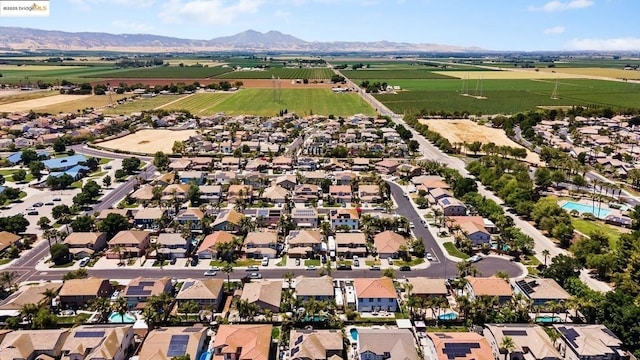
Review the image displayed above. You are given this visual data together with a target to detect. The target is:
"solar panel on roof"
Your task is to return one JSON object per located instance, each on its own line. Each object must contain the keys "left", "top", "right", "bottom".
{"left": 291, "top": 347, "right": 299, "bottom": 356}
{"left": 182, "top": 281, "right": 195, "bottom": 291}
{"left": 503, "top": 330, "right": 528, "bottom": 337}
{"left": 183, "top": 327, "right": 201, "bottom": 333}
{"left": 557, "top": 327, "right": 580, "bottom": 348}
{"left": 74, "top": 331, "right": 106, "bottom": 338}
{"left": 139, "top": 281, "right": 155, "bottom": 286}
{"left": 442, "top": 198, "right": 450, "bottom": 205}
{"left": 166, "top": 335, "right": 189, "bottom": 357}
{"left": 601, "top": 327, "right": 618, "bottom": 339}
{"left": 442, "top": 342, "right": 481, "bottom": 359}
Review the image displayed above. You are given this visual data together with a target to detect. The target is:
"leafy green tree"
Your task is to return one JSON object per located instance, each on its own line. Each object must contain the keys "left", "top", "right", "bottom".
{"left": 534, "top": 168, "right": 552, "bottom": 188}
{"left": 52, "top": 204, "right": 71, "bottom": 220}
{"left": 63, "top": 268, "right": 88, "bottom": 280}
{"left": 50, "top": 243, "right": 70, "bottom": 265}
{"left": 543, "top": 254, "right": 581, "bottom": 287}
{"left": 71, "top": 215, "right": 94, "bottom": 232}
{"left": 122, "top": 157, "right": 141, "bottom": 174}
{"left": 0, "top": 214, "right": 30, "bottom": 233}
{"left": 29, "top": 161, "right": 45, "bottom": 181}
{"left": 37, "top": 216, "right": 51, "bottom": 229}
{"left": 0, "top": 174, "right": 4, "bottom": 185}
{"left": 153, "top": 151, "right": 170, "bottom": 171}
{"left": 53, "top": 138, "right": 66, "bottom": 153}
{"left": 467, "top": 141, "right": 482, "bottom": 156}
{"left": 187, "top": 183, "right": 201, "bottom": 205}
{"left": 21, "top": 149, "right": 38, "bottom": 165}
{"left": 103, "top": 175, "right": 111, "bottom": 188}
{"left": 98, "top": 213, "right": 129, "bottom": 239}
{"left": 12, "top": 169, "right": 27, "bottom": 182}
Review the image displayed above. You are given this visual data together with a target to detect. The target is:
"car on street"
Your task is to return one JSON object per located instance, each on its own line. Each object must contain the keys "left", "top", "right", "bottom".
{"left": 370, "top": 265, "right": 381, "bottom": 270}
{"left": 44, "top": 202, "right": 54, "bottom": 206}
{"left": 248, "top": 272, "right": 262, "bottom": 279}
{"left": 246, "top": 265, "right": 259, "bottom": 271}
{"left": 27, "top": 210, "right": 39, "bottom": 216}
{"left": 306, "top": 265, "right": 317, "bottom": 271}
{"left": 469, "top": 254, "right": 483, "bottom": 263}
{"left": 32, "top": 202, "right": 44, "bottom": 207}
{"left": 426, "top": 252, "right": 434, "bottom": 261}
{"left": 399, "top": 265, "right": 411, "bottom": 271}
{"left": 204, "top": 269, "right": 217, "bottom": 276}
{"left": 53, "top": 197, "right": 62, "bottom": 201}
{"left": 209, "top": 266, "right": 220, "bottom": 271}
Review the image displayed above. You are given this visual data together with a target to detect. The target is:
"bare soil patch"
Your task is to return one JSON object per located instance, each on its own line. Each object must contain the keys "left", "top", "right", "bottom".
{"left": 97, "top": 129, "right": 198, "bottom": 154}
{"left": 0, "top": 94, "right": 89, "bottom": 113}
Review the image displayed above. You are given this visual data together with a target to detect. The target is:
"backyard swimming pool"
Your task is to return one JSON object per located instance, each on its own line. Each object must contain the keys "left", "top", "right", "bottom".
{"left": 439, "top": 312, "right": 458, "bottom": 321}
{"left": 561, "top": 201, "right": 611, "bottom": 219}
{"left": 108, "top": 312, "right": 136, "bottom": 323}
{"left": 350, "top": 328, "right": 358, "bottom": 341}
{"left": 535, "top": 316, "right": 561, "bottom": 323}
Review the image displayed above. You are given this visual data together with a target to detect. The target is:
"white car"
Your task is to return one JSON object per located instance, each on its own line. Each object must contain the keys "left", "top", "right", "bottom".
{"left": 469, "top": 254, "right": 483, "bottom": 263}
{"left": 426, "top": 252, "right": 434, "bottom": 261}
{"left": 306, "top": 265, "right": 317, "bottom": 271}
{"left": 204, "top": 269, "right": 217, "bottom": 276}
{"left": 79, "top": 257, "right": 90, "bottom": 267}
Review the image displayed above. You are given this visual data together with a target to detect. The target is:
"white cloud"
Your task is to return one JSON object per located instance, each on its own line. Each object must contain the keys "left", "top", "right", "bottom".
{"left": 274, "top": 9, "right": 291, "bottom": 20}
{"left": 544, "top": 26, "right": 565, "bottom": 34}
{"left": 528, "top": 0, "right": 594, "bottom": 12}
{"left": 159, "top": 0, "right": 264, "bottom": 24}
{"left": 567, "top": 37, "right": 640, "bottom": 51}
{"left": 69, "top": 0, "right": 154, "bottom": 9}
{"left": 111, "top": 20, "right": 154, "bottom": 33}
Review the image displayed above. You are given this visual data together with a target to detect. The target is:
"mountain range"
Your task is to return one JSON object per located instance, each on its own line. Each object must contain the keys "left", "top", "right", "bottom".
{"left": 0, "top": 27, "right": 484, "bottom": 53}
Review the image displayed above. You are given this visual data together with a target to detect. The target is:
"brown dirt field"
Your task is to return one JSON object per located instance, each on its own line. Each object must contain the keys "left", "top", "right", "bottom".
{"left": 419, "top": 119, "right": 541, "bottom": 164}
{"left": 0, "top": 94, "right": 90, "bottom": 113}
{"left": 90, "top": 78, "right": 336, "bottom": 89}
{"left": 97, "top": 129, "right": 198, "bottom": 154}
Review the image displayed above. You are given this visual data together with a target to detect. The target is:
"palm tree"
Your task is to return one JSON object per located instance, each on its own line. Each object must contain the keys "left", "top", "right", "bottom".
{"left": 222, "top": 262, "right": 234, "bottom": 292}
{"left": 148, "top": 242, "right": 163, "bottom": 269}
{"left": 542, "top": 249, "right": 550, "bottom": 267}
{"left": 41, "top": 288, "right": 59, "bottom": 308}
{"left": 0, "top": 271, "right": 18, "bottom": 289}
{"left": 20, "top": 303, "right": 41, "bottom": 328}
{"left": 90, "top": 297, "right": 112, "bottom": 323}
{"left": 112, "top": 296, "right": 128, "bottom": 323}
{"left": 111, "top": 245, "right": 124, "bottom": 266}
{"left": 143, "top": 304, "right": 161, "bottom": 330}
{"left": 500, "top": 336, "right": 516, "bottom": 360}
{"left": 284, "top": 272, "right": 294, "bottom": 289}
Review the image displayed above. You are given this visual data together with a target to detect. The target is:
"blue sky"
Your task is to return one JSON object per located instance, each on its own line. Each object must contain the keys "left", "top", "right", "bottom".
{"left": 4, "top": 0, "right": 640, "bottom": 51}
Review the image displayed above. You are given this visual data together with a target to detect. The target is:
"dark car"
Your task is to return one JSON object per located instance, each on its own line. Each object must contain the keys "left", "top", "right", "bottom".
{"left": 33, "top": 202, "right": 44, "bottom": 207}
{"left": 399, "top": 265, "right": 411, "bottom": 271}
{"left": 337, "top": 264, "right": 352, "bottom": 270}
{"left": 27, "top": 210, "right": 39, "bottom": 216}
{"left": 190, "top": 257, "right": 199, "bottom": 266}
{"left": 170, "top": 258, "right": 177, "bottom": 265}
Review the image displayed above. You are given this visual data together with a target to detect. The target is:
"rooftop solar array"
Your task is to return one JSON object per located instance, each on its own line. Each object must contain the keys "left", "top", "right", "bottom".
{"left": 126, "top": 285, "right": 152, "bottom": 296}
{"left": 557, "top": 327, "right": 579, "bottom": 348}
{"left": 516, "top": 280, "right": 536, "bottom": 294}
{"left": 75, "top": 331, "right": 106, "bottom": 338}
{"left": 139, "top": 281, "right": 155, "bottom": 286}
{"left": 182, "top": 281, "right": 195, "bottom": 291}
{"left": 441, "top": 198, "right": 451, "bottom": 205}
{"left": 442, "top": 342, "right": 481, "bottom": 359}
{"left": 502, "top": 330, "right": 528, "bottom": 337}
{"left": 183, "top": 327, "right": 201, "bottom": 333}
{"left": 166, "top": 335, "right": 189, "bottom": 357}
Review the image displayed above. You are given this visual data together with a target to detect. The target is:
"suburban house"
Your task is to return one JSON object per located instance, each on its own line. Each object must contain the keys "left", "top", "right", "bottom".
{"left": 553, "top": 324, "right": 629, "bottom": 360}
{"left": 0, "top": 329, "right": 69, "bottom": 360}
{"left": 197, "top": 231, "right": 237, "bottom": 259}
{"left": 330, "top": 209, "right": 359, "bottom": 230}
{"left": 107, "top": 230, "right": 151, "bottom": 259}
{"left": 293, "top": 184, "right": 319, "bottom": 203}
{"left": 220, "top": 157, "right": 241, "bottom": 171}
{"left": 212, "top": 325, "right": 272, "bottom": 360}
{"left": 459, "top": 222, "right": 491, "bottom": 246}
{"left": 212, "top": 209, "right": 244, "bottom": 232}
{"left": 329, "top": 185, "right": 352, "bottom": 204}
{"left": 122, "top": 277, "right": 172, "bottom": 309}
{"left": 162, "top": 184, "right": 190, "bottom": 201}
{"left": 0, "top": 231, "right": 21, "bottom": 255}
{"left": 133, "top": 208, "right": 165, "bottom": 229}
{"left": 425, "top": 332, "right": 493, "bottom": 360}
{"left": 179, "top": 170, "right": 205, "bottom": 185}
{"left": 0, "top": 283, "right": 62, "bottom": 317}
{"left": 176, "top": 279, "right": 225, "bottom": 312}
{"left": 261, "top": 186, "right": 290, "bottom": 205}
{"left": 513, "top": 278, "right": 572, "bottom": 306}
{"left": 138, "top": 326, "right": 207, "bottom": 360}
{"left": 227, "top": 184, "right": 253, "bottom": 203}
{"left": 447, "top": 216, "right": 498, "bottom": 234}
{"left": 240, "top": 280, "right": 282, "bottom": 313}
{"left": 289, "top": 329, "right": 343, "bottom": 360}
{"left": 335, "top": 232, "right": 367, "bottom": 258}
{"left": 373, "top": 231, "right": 407, "bottom": 259}
{"left": 374, "top": 159, "right": 399, "bottom": 175}
{"left": 294, "top": 276, "right": 334, "bottom": 302}
{"left": 58, "top": 277, "right": 113, "bottom": 309}
{"left": 406, "top": 278, "right": 448, "bottom": 300}
{"left": 429, "top": 187, "right": 452, "bottom": 203}
{"left": 200, "top": 185, "right": 223, "bottom": 203}
{"left": 354, "top": 277, "right": 398, "bottom": 312}
{"left": 484, "top": 324, "right": 562, "bottom": 360}
{"left": 63, "top": 232, "right": 107, "bottom": 259}
{"left": 244, "top": 230, "right": 278, "bottom": 259}
{"left": 62, "top": 325, "right": 135, "bottom": 360}
{"left": 358, "top": 328, "right": 419, "bottom": 360}
{"left": 438, "top": 197, "right": 467, "bottom": 216}
{"left": 352, "top": 158, "right": 370, "bottom": 172}
{"left": 287, "top": 230, "right": 323, "bottom": 258}
{"left": 291, "top": 208, "right": 319, "bottom": 228}
{"left": 130, "top": 186, "right": 154, "bottom": 204}
{"left": 176, "top": 208, "right": 205, "bottom": 230}
{"left": 465, "top": 276, "right": 513, "bottom": 303}
{"left": 275, "top": 174, "right": 297, "bottom": 190}
{"left": 154, "top": 233, "right": 189, "bottom": 259}
{"left": 358, "top": 184, "right": 381, "bottom": 204}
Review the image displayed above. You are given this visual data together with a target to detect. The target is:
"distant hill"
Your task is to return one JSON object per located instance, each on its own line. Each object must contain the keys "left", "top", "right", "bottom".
{"left": 0, "top": 26, "right": 484, "bottom": 53}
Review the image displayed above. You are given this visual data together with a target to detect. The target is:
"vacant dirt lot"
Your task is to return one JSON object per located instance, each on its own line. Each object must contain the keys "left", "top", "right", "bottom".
{"left": 97, "top": 129, "right": 198, "bottom": 154}
{"left": 420, "top": 119, "right": 541, "bottom": 164}
{"left": 0, "top": 94, "right": 89, "bottom": 113}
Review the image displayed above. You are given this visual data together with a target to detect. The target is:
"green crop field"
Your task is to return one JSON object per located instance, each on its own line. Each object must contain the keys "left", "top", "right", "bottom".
{"left": 95, "top": 66, "right": 233, "bottom": 79}
{"left": 216, "top": 68, "right": 334, "bottom": 80}
{"left": 163, "top": 89, "right": 374, "bottom": 117}
{"left": 372, "top": 78, "right": 640, "bottom": 115}
{"left": 0, "top": 65, "right": 122, "bottom": 84}
{"left": 102, "top": 94, "right": 187, "bottom": 115}
{"left": 341, "top": 69, "right": 457, "bottom": 80}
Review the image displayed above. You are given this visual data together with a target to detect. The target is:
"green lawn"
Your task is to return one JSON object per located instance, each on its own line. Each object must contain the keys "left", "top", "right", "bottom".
{"left": 276, "top": 255, "right": 287, "bottom": 267}
{"left": 397, "top": 258, "right": 425, "bottom": 266}
{"left": 365, "top": 259, "right": 381, "bottom": 266}
{"left": 304, "top": 259, "right": 320, "bottom": 266}
{"left": 443, "top": 242, "right": 470, "bottom": 259}
{"left": 165, "top": 89, "right": 375, "bottom": 117}
{"left": 209, "top": 259, "right": 261, "bottom": 267}
{"left": 571, "top": 218, "right": 623, "bottom": 249}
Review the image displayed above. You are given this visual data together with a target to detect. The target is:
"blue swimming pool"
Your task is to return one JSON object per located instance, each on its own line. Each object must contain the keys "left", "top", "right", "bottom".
{"left": 350, "top": 328, "right": 358, "bottom": 341}
{"left": 561, "top": 201, "right": 611, "bottom": 219}
{"left": 108, "top": 312, "right": 136, "bottom": 323}
{"left": 439, "top": 312, "right": 458, "bottom": 320}
{"left": 535, "top": 316, "right": 561, "bottom": 323}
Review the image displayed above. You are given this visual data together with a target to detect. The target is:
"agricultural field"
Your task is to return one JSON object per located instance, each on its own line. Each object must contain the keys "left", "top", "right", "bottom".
{"left": 373, "top": 78, "right": 640, "bottom": 115}
{"left": 0, "top": 94, "right": 89, "bottom": 113}
{"left": 0, "top": 90, "right": 58, "bottom": 106}
{"left": 536, "top": 67, "right": 640, "bottom": 80}
{"left": 162, "top": 93, "right": 232, "bottom": 115}
{"left": 27, "top": 94, "right": 129, "bottom": 114}
{"left": 102, "top": 94, "right": 187, "bottom": 115}
{"left": 341, "top": 69, "right": 457, "bottom": 80}
{"left": 0, "top": 64, "right": 123, "bottom": 84}
{"left": 97, "top": 129, "right": 198, "bottom": 154}
{"left": 95, "top": 66, "right": 232, "bottom": 79}
{"left": 418, "top": 119, "right": 540, "bottom": 164}
{"left": 164, "top": 89, "right": 375, "bottom": 117}
{"left": 431, "top": 70, "right": 582, "bottom": 80}
{"left": 216, "top": 68, "right": 334, "bottom": 80}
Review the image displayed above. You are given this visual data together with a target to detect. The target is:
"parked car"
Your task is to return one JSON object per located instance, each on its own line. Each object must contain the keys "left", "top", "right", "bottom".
{"left": 79, "top": 257, "right": 90, "bottom": 267}
{"left": 426, "top": 252, "right": 434, "bottom": 261}
{"left": 209, "top": 266, "right": 220, "bottom": 271}
{"left": 369, "top": 265, "right": 381, "bottom": 270}
{"left": 248, "top": 272, "right": 262, "bottom": 279}
{"left": 337, "top": 264, "right": 352, "bottom": 270}
{"left": 204, "top": 269, "right": 217, "bottom": 276}
{"left": 399, "top": 265, "right": 411, "bottom": 271}
{"left": 353, "top": 259, "right": 360, "bottom": 267}
{"left": 387, "top": 257, "right": 394, "bottom": 265}
{"left": 261, "top": 257, "right": 269, "bottom": 266}
{"left": 170, "top": 258, "right": 177, "bottom": 265}
{"left": 32, "top": 202, "right": 44, "bottom": 207}
{"left": 52, "top": 197, "right": 62, "bottom": 201}
{"left": 190, "top": 257, "right": 199, "bottom": 266}
{"left": 306, "top": 265, "right": 317, "bottom": 271}
{"left": 246, "top": 265, "right": 259, "bottom": 271}
{"left": 469, "top": 254, "right": 483, "bottom": 263}
{"left": 295, "top": 258, "right": 301, "bottom": 266}
{"left": 25, "top": 207, "right": 36, "bottom": 212}
{"left": 44, "top": 202, "right": 54, "bottom": 206}
{"left": 27, "top": 210, "right": 39, "bottom": 216}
